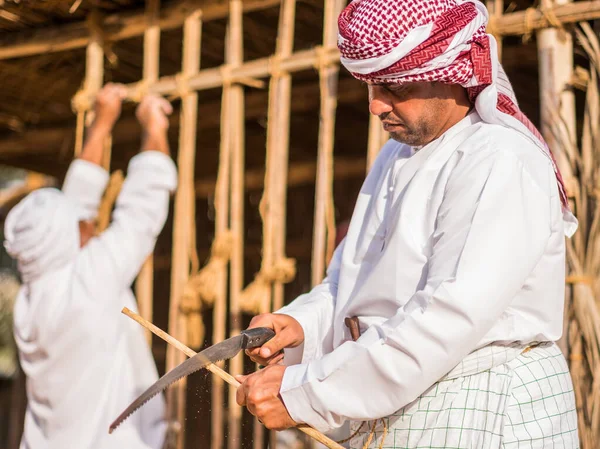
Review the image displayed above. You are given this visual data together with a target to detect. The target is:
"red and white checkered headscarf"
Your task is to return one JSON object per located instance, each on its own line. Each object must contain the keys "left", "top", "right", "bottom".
{"left": 338, "top": 0, "right": 576, "bottom": 229}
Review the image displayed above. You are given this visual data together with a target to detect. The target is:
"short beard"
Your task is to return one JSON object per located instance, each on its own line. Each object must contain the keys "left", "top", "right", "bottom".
{"left": 389, "top": 120, "right": 435, "bottom": 146}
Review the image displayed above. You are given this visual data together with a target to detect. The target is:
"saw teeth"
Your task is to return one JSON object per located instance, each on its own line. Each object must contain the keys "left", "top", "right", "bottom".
{"left": 108, "top": 356, "right": 226, "bottom": 434}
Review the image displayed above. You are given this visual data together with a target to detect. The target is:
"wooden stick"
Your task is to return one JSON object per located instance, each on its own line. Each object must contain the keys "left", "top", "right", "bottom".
{"left": 311, "top": 0, "right": 344, "bottom": 286}
{"left": 226, "top": 2, "right": 246, "bottom": 449}
{"left": 121, "top": 307, "right": 345, "bottom": 449}
{"left": 177, "top": 8, "right": 203, "bottom": 449}
{"left": 259, "top": 4, "right": 297, "bottom": 447}
{"left": 486, "top": 0, "right": 504, "bottom": 60}
{"left": 136, "top": 0, "right": 161, "bottom": 349}
{"left": 366, "top": 114, "right": 389, "bottom": 173}
{"left": 165, "top": 9, "right": 200, "bottom": 449}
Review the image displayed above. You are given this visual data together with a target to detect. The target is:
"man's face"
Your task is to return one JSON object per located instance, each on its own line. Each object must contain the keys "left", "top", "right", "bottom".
{"left": 79, "top": 220, "right": 96, "bottom": 248}
{"left": 368, "top": 82, "right": 460, "bottom": 147}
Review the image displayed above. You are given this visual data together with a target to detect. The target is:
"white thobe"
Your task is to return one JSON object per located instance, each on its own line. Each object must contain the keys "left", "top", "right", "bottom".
{"left": 278, "top": 112, "right": 576, "bottom": 433}
{"left": 13, "top": 152, "right": 177, "bottom": 449}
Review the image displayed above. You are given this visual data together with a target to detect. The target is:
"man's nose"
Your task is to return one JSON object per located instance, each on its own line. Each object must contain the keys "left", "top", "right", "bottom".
{"left": 368, "top": 87, "right": 393, "bottom": 116}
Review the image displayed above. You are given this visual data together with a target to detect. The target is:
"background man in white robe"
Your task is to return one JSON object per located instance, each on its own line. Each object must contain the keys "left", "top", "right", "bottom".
{"left": 236, "top": 1, "right": 580, "bottom": 447}
{"left": 4, "top": 84, "right": 177, "bottom": 449}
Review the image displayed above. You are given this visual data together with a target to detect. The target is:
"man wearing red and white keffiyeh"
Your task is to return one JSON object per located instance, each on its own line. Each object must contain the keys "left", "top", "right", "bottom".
{"left": 236, "top": 1, "right": 579, "bottom": 447}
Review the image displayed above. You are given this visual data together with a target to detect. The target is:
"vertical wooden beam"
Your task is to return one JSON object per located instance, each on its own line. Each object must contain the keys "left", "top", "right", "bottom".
{"left": 227, "top": 2, "right": 246, "bottom": 449}
{"left": 366, "top": 114, "right": 388, "bottom": 172}
{"left": 311, "top": 1, "right": 344, "bottom": 286}
{"left": 165, "top": 6, "right": 202, "bottom": 449}
{"left": 74, "top": 10, "right": 105, "bottom": 159}
{"left": 211, "top": 28, "right": 233, "bottom": 449}
{"left": 536, "top": 0, "right": 576, "bottom": 357}
{"left": 136, "top": 0, "right": 161, "bottom": 349}
{"left": 486, "top": 0, "right": 504, "bottom": 60}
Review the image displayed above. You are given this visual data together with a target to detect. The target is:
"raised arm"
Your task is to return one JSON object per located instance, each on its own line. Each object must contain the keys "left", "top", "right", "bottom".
{"left": 76, "top": 95, "right": 177, "bottom": 289}
{"left": 62, "top": 84, "right": 127, "bottom": 220}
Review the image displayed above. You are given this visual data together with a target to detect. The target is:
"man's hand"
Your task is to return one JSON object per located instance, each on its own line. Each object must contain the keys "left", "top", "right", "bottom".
{"left": 236, "top": 365, "right": 298, "bottom": 430}
{"left": 136, "top": 94, "right": 173, "bottom": 133}
{"left": 136, "top": 95, "right": 172, "bottom": 155}
{"left": 93, "top": 83, "right": 127, "bottom": 132}
{"left": 245, "top": 314, "right": 304, "bottom": 366}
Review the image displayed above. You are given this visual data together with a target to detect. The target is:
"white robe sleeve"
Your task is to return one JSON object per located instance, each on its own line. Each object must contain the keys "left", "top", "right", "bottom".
{"left": 61, "top": 159, "right": 110, "bottom": 221}
{"left": 76, "top": 151, "right": 178, "bottom": 290}
{"left": 279, "top": 149, "right": 554, "bottom": 433}
{"left": 276, "top": 240, "right": 345, "bottom": 366}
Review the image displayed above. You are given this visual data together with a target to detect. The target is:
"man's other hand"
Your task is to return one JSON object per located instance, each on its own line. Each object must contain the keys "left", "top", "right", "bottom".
{"left": 136, "top": 94, "right": 173, "bottom": 133}
{"left": 93, "top": 83, "right": 127, "bottom": 131}
{"left": 235, "top": 365, "right": 298, "bottom": 430}
{"left": 245, "top": 314, "right": 304, "bottom": 366}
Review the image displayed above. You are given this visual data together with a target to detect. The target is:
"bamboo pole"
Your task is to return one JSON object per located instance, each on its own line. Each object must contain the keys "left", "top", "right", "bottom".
{"left": 121, "top": 307, "right": 345, "bottom": 449}
{"left": 74, "top": 11, "right": 105, "bottom": 159}
{"left": 486, "top": 0, "right": 504, "bottom": 60}
{"left": 366, "top": 114, "right": 389, "bottom": 172}
{"left": 226, "top": 3, "right": 246, "bottom": 449}
{"left": 165, "top": 9, "right": 202, "bottom": 449}
{"left": 311, "top": 1, "right": 344, "bottom": 286}
{"left": 136, "top": 0, "right": 161, "bottom": 349}
{"left": 251, "top": 4, "right": 298, "bottom": 448}
{"left": 536, "top": 0, "right": 576, "bottom": 356}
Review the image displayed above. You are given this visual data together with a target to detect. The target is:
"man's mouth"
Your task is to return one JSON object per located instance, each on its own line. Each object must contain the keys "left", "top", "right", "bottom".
{"left": 382, "top": 121, "right": 404, "bottom": 131}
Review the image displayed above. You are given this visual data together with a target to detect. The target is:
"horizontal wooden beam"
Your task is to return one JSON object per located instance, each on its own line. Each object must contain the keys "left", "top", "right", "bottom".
{"left": 0, "top": 77, "right": 366, "bottom": 170}
{"left": 2, "top": 0, "right": 600, "bottom": 62}
{"left": 0, "top": 0, "right": 280, "bottom": 61}
{"left": 493, "top": 1, "right": 600, "bottom": 36}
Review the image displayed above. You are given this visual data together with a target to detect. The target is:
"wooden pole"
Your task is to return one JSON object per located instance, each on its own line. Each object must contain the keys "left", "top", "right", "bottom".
{"left": 122, "top": 307, "right": 345, "bottom": 449}
{"left": 165, "top": 8, "right": 202, "bottom": 449}
{"left": 136, "top": 0, "right": 161, "bottom": 349}
{"left": 226, "top": 2, "right": 246, "bottom": 449}
{"left": 537, "top": 0, "right": 576, "bottom": 355}
{"left": 211, "top": 22, "right": 234, "bottom": 449}
{"left": 486, "top": 0, "right": 504, "bottom": 60}
{"left": 366, "top": 115, "right": 389, "bottom": 172}
{"left": 311, "top": 1, "right": 344, "bottom": 286}
{"left": 74, "top": 11, "right": 105, "bottom": 159}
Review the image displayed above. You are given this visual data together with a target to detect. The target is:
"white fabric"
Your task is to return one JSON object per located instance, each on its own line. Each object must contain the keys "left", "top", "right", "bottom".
{"left": 5, "top": 153, "right": 177, "bottom": 449}
{"left": 278, "top": 113, "right": 574, "bottom": 434}
{"left": 4, "top": 189, "right": 80, "bottom": 283}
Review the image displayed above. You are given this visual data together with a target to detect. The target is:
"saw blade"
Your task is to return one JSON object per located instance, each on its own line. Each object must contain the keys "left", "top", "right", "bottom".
{"left": 109, "top": 334, "right": 244, "bottom": 433}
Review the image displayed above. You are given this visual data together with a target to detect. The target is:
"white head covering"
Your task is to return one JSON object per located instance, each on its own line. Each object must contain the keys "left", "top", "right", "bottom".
{"left": 4, "top": 188, "right": 79, "bottom": 282}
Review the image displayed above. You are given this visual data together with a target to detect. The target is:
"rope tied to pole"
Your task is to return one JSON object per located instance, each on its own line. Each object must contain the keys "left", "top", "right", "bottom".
{"left": 179, "top": 231, "right": 234, "bottom": 347}
{"left": 239, "top": 257, "right": 297, "bottom": 315}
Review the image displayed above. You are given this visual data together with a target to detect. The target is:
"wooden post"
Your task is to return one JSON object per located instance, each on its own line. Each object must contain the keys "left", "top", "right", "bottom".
{"left": 226, "top": 2, "right": 246, "bottom": 449}
{"left": 165, "top": 7, "right": 202, "bottom": 449}
{"left": 211, "top": 29, "right": 233, "bottom": 449}
{"left": 136, "top": 0, "right": 161, "bottom": 348}
{"left": 74, "top": 11, "right": 105, "bottom": 159}
{"left": 311, "top": 1, "right": 345, "bottom": 285}
{"left": 536, "top": 0, "right": 576, "bottom": 356}
{"left": 486, "top": 0, "right": 504, "bottom": 60}
{"left": 366, "top": 115, "right": 388, "bottom": 172}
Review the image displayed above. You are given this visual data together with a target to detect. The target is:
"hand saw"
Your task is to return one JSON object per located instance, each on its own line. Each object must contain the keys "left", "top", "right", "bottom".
{"left": 109, "top": 327, "right": 275, "bottom": 433}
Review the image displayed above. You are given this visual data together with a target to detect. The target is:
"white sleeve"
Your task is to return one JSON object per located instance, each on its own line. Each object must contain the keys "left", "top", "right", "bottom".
{"left": 61, "top": 160, "right": 110, "bottom": 220}
{"left": 76, "top": 151, "right": 178, "bottom": 289}
{"left": 276, "top": 240, "right": 344, "bottom": 366}
{"left": 279, "top": 149, "right": 554, "bottom": 433}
